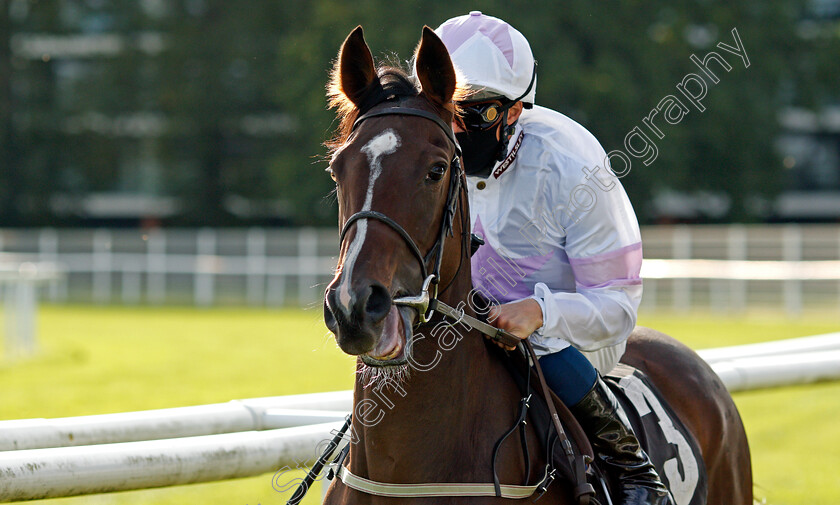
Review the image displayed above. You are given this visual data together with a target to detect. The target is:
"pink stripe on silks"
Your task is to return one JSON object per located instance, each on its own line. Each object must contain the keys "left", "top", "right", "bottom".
{"left": 438, "top": 15, "right": 516, "bottom": 67}
{"left": 568, "top": 242, "right": 643, "bottom": 289}
{"left": 471, "top": 216, "right": 554, "bottom": 302}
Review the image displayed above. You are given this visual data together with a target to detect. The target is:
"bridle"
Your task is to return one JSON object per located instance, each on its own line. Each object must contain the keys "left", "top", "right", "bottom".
{"left": 339, "top": 103, "right": 528, "bottom": 340}
{"left": 338, "top": 103, "right": 467, "bottom": 325}
{"left": 338, "top": 100, "right": 552, "bottom": 351}
{"left": 311, "top": 100, "right": 596, "bottom": 505}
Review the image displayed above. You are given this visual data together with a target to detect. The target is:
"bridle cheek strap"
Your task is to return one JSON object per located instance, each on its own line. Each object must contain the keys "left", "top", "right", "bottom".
{"left": 339, "top": 104, "right": 464, "bottom": 323}
{"left": 340, "top": 210, "right": 430, "bottom": 282}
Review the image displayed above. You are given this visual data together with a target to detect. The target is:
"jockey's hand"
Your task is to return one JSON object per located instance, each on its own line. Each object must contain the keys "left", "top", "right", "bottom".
{"left": 486, "top": 298, "right": 544, "bottom": 351}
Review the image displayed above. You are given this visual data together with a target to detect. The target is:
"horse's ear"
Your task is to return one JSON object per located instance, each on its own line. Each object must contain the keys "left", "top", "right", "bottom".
{"left": 334, "top": 26, "right": 378, "bottom": 107}
{"left": 415, "top": 26, "right": 456, "bottom": 106}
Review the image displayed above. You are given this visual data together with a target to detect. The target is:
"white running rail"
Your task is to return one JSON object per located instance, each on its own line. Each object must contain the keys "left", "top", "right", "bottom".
{"left": 1, "top": 333, "right": 839, "bottom": 502}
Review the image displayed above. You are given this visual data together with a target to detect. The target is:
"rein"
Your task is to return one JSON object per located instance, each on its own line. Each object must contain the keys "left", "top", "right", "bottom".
{"left": 301, "top": 102, "right": 595, "bottom": 504}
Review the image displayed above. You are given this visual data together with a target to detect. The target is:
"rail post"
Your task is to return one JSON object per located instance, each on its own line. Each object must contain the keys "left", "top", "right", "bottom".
{"left": 672, "top": 226, "right": 691, "bottom": 312}
{"left": 146, "top": 229, "right": 167, "bottom": 304}
{"left": 246, "top": 228, "right": 267, "bottom": 306}
{"left": 195, "top": 228, "right": 216, "bottom": 307}
{"left": 92, "top": 229, "right": 112, "bottom": 304}
{"left": 783, "top": 225, "right": 802, "bottom": 315}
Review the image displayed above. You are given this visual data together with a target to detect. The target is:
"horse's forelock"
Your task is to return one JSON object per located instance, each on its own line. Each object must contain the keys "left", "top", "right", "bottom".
{"left": 326, "top": 63, "right": 468, "bottom": 157}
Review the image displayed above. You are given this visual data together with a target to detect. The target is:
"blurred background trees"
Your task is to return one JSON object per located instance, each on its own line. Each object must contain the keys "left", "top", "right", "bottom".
{"left": 0, "top": 0, "right": 838, "bottom": 227}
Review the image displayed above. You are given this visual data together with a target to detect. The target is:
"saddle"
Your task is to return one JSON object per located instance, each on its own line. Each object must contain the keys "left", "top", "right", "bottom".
{"left": 500, "top": 344, "right": 708, "bottom": 505}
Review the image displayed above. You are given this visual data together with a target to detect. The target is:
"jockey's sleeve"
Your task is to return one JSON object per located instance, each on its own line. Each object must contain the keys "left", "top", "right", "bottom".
{"left": 531, "top": 280, "right": 641, "bottom": 352}
{"left": 530, "top": 167, "right": 643, "bottom": 353}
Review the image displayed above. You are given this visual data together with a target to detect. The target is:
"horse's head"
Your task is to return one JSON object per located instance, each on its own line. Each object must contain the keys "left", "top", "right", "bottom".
{"left": 323, "top": 26, "right": 467, "bottom": 368}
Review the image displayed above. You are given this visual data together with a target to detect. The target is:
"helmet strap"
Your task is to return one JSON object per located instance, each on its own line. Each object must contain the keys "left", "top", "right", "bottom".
{"left": 495, "top": 108, "right": 516, "bottom": 162}
{"left": 511, "top": 61, "right": 537, "bottom": 107}
{"left": 492, "top": 62, "right": 534, "bottom": 160}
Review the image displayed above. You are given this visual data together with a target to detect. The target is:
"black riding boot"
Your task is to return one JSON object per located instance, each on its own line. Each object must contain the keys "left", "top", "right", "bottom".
{"left": 572, "top": 377, "right": 674, "bottom": 505}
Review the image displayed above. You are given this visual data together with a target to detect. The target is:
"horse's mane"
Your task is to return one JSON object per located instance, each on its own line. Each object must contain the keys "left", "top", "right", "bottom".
{"left": 326, "top": 61, "right": 469, "bottom": 156}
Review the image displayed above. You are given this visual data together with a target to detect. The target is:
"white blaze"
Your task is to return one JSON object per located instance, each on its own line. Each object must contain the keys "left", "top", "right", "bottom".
{"left": 337, "top": 130, "right": 401, "bottom": 314}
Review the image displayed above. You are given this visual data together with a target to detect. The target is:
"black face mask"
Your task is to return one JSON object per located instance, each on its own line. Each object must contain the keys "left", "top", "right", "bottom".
{"left": 455, "top": 63, "right": 537, "bottom": 178}
{"left": 456, "top": 126, "right": 505, "bottom": 178}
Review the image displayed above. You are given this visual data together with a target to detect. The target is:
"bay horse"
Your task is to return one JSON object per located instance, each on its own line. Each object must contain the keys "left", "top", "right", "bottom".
{"left": 321, "top": 25, "right": 751, "bottom": 505}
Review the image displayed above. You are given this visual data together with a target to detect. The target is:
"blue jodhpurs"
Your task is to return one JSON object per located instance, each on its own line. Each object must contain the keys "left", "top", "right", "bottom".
{"left": 538, "top": 346, "right": 598, "bottom": 407}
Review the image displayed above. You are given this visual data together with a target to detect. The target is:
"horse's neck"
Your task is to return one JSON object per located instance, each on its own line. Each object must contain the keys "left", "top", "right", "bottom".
{"left": 350, "top": 271, "right": 521, "bottom": 481}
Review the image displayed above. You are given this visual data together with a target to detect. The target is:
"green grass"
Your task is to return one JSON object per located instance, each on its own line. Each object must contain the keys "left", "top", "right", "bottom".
{"left": 638, "top": 311, "right": 840, "bottom": 505}
{"left": 1, "top": 306, "right": 838, "bottom": 504}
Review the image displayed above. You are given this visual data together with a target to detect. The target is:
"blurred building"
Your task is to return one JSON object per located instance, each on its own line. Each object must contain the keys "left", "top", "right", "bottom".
{"left": 775, "top": 105, "right": 840, "bottom": 220}
{"left": 1, "top": 0, "right": 298, "bottom": 227}
{"left": 1, "top": 1, "right": 838, "bottom": 226}
{"left": 648, "top": 0, "right": 840, "bottom": 223}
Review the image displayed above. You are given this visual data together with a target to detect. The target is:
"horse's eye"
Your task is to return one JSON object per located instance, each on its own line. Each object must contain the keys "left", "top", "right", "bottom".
{"left": 426, "top": 163, "right": 447, "bottom": 182}
{"left": 326, "top": 168, "right": 337, "bottom": 182}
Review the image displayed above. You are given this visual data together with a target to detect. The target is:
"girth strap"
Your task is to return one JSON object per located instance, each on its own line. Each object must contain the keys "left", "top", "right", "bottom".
{"left": 335, "top": 463, "right": 549, "bottom": 499}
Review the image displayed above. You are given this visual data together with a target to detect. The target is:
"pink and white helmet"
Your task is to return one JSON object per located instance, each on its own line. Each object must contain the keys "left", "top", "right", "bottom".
{"left": 435, "top": 11, "right": 536, "bottom": 105}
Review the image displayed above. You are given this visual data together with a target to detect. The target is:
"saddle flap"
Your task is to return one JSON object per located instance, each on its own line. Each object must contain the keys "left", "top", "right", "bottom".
{"left": 604, "top": 364, "right": 709, "bottom": 505}
{"left": 502, "top": 347, "right": 709, "bottom": 505}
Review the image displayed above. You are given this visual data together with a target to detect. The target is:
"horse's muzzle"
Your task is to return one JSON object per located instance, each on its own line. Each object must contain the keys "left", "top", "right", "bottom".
{"left": 324, "top": 279, "right": 395, "bottom": 355}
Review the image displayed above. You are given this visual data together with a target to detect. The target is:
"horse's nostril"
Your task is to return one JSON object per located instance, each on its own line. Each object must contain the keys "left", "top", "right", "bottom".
{"left": 364, "top": 283, "right": 391, "bottom": 323}
{"left": 324, "top": 291, "right": 338, "bottom": 333}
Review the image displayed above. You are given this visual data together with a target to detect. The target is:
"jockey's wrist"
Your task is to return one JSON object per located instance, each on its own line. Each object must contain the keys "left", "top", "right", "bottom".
{"left": 530, "top": 294, "right": 546, "bottom": 336}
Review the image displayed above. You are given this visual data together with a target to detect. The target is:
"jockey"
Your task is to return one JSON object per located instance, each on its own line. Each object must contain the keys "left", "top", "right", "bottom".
{"left": 436, "top": 12, "right": 673, "bottom": 505}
